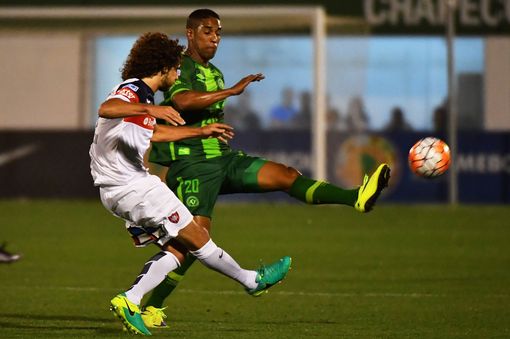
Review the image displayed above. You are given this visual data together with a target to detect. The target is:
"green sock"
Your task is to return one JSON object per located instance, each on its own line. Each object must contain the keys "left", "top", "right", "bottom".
{"left": 144, "top": 254, "right": 197, "bottom": 308}
{"left": 288, "top": 175, "right": 358, "bottom": 206}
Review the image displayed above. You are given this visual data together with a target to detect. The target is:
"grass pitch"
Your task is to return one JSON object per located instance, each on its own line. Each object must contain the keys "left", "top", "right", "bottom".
{"left": 0, "top": 200, "right": 509, "bottom": 338}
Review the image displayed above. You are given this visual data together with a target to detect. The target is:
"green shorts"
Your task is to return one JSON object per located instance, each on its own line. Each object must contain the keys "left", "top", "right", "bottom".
{"left": 165, "top": 151, "right": 267, "bottom": 218}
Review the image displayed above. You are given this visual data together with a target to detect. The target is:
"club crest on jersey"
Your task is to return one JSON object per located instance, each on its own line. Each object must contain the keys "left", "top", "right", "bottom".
{"left": 186, "top": 196, "right": 199, "bottom": 208}
{"left": 168, "top": 212, "right": 180, "bottom": 223}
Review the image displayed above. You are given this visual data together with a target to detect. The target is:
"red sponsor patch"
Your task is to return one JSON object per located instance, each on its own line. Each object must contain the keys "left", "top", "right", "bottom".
{"left": 123, "top": 115, "right": 155, "bottom": 130}
{"left": 168, "top": 212, "right": 180, "bottom": 224}
{"left": 115, "top": 87, "right": 139, "bottom": 102}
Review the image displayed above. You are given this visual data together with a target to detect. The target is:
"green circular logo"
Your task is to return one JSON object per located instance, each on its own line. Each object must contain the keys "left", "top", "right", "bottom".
{"left": 186, "top": 196, "right": 199, "bottom": 207}
{"left": 334, "top": 135, "right": 399, "bottom": 191}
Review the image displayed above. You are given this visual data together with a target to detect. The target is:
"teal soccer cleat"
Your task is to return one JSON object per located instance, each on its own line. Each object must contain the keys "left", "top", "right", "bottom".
{"left": 246, "top": 256, "right": 292, "bottom": 297}
{"left": 110, "top": 293, "right": 152, "bottom": 336}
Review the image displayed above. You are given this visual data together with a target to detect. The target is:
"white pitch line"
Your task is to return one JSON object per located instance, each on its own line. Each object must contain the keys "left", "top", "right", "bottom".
{"left": 6, "top": 285, "right": 509, "bottom": 298}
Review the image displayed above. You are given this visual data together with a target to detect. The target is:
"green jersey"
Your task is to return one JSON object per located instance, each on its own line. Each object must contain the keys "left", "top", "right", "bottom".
{"left": 150, "top": 54, "right": 232, "bottom": 166}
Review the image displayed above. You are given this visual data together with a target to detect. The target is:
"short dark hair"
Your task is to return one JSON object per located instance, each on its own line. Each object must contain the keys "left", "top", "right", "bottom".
{"left": 121, "top": 32, "right": 184, "bottom": 80}
{"left": 186, "top": 9, "right": 220, "bottom": 29}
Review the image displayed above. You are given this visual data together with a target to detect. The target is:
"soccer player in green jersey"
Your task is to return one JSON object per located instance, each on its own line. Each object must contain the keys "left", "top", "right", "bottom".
{"left": 144, "top": 9, "right": 391, "bottom": 328}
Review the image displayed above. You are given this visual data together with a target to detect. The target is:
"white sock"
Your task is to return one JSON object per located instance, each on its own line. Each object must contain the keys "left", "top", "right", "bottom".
{"left": 125, "top": 251, "right": 180, "bottom": 305}
{"left": 190, "top": 239, "right": 258, "bottom": 290}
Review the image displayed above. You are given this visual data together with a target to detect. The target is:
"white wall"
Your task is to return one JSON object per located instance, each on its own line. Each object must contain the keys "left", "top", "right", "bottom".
{"left": 0, "top": 33, "right": 83, "bottom": 129}
{"left": 485, "top": 37, "right": 510, "bottom": 131}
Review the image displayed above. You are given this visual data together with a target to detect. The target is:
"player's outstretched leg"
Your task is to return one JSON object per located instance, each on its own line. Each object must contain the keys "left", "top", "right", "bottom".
{"left": 142, "top": 255, "right": 293, "bottom": 327}
{"left": 110, "top": 293, "right": 152, "bottom": 336}
{"left": 246, "top": 256, "right": 292, "bottom": 297}
{"left": 355, "top": 163, "right": 391, "bottom": 213}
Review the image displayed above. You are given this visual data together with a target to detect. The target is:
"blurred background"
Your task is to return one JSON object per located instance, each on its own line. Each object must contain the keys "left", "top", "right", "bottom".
{"left": 0, "top": 0, "right": 509, "bottom": 204}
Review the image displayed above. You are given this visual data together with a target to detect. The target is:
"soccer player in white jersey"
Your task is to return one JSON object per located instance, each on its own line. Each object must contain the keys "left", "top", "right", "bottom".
{"left": 89, "top": 32, "right": 292, "bottom": 336}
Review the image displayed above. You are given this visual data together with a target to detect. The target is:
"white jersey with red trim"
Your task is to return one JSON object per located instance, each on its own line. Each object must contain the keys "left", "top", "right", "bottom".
{"left": 90, "top": 78, "right": 157, "bottom": 186}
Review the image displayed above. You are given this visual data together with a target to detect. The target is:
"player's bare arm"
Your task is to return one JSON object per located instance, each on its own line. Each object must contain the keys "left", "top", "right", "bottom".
{"left": 172, "top": 73, "right": 265, "bottom": 111}
{"left": 146, "top": 105, "right": 185, "bottom": 126}
{"left": 151, "top": 122, "right": 234, "bottom": 143}
{"left": 98, "top": 98, "right": 150, "bottom": 118}
{"left": 99, "top": 98, "right": 185, "bottom": 126}
{"left": 200, "top": 122, "right": 235, "bottom": 143}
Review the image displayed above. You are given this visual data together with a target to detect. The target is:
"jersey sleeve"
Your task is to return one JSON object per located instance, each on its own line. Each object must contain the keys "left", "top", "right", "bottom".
{"left": 108, "top": 83, "right": 141, "bottom": 103}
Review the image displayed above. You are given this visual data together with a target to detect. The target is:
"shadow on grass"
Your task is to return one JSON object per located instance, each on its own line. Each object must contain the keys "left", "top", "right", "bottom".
{"left": 0, "top": 313, "right": 123, "bottom": 336}
{"left": 0, "top": 312, "right": 113, "bottom": 323}
{"left": 0, "top": 312, "right": 340, "bottom": 337}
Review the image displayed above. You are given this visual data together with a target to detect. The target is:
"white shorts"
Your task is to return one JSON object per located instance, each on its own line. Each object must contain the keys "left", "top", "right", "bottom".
{"left": 99, "top": 174, "right": 193, "bottom": 247}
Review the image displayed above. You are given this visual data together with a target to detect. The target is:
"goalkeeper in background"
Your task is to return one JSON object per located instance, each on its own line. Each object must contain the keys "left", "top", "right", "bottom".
{"left": 144, "top": 8, "right": 391, "bottom": 327}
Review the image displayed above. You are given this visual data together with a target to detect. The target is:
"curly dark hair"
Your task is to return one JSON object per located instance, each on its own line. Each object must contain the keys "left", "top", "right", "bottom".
{"left": 121, "top": 32, "right": 184, "bottom": 80}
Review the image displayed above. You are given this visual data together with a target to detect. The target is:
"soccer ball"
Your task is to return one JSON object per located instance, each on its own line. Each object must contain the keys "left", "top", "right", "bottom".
{"left": 408, "top": 137, "right": 451, "bottom": 178}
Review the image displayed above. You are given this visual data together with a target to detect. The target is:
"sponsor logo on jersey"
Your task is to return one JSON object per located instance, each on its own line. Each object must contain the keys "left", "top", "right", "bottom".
{"left": 123, "top": 115, "right": 155, "bottom": 130}
{"left": 126, "top": 83, "right": 139, "bottom": 92}
{"left": 178, "top": 147, "right": 190, "bottom": 155}
{"left": 143, "top": 117, "right": 156, "bottom": 127}
{"left": 168, "top": 212, "right": 180, "bottom": 223}
{"left": 116, "top": 87, "right": 139, "bottom": 102}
